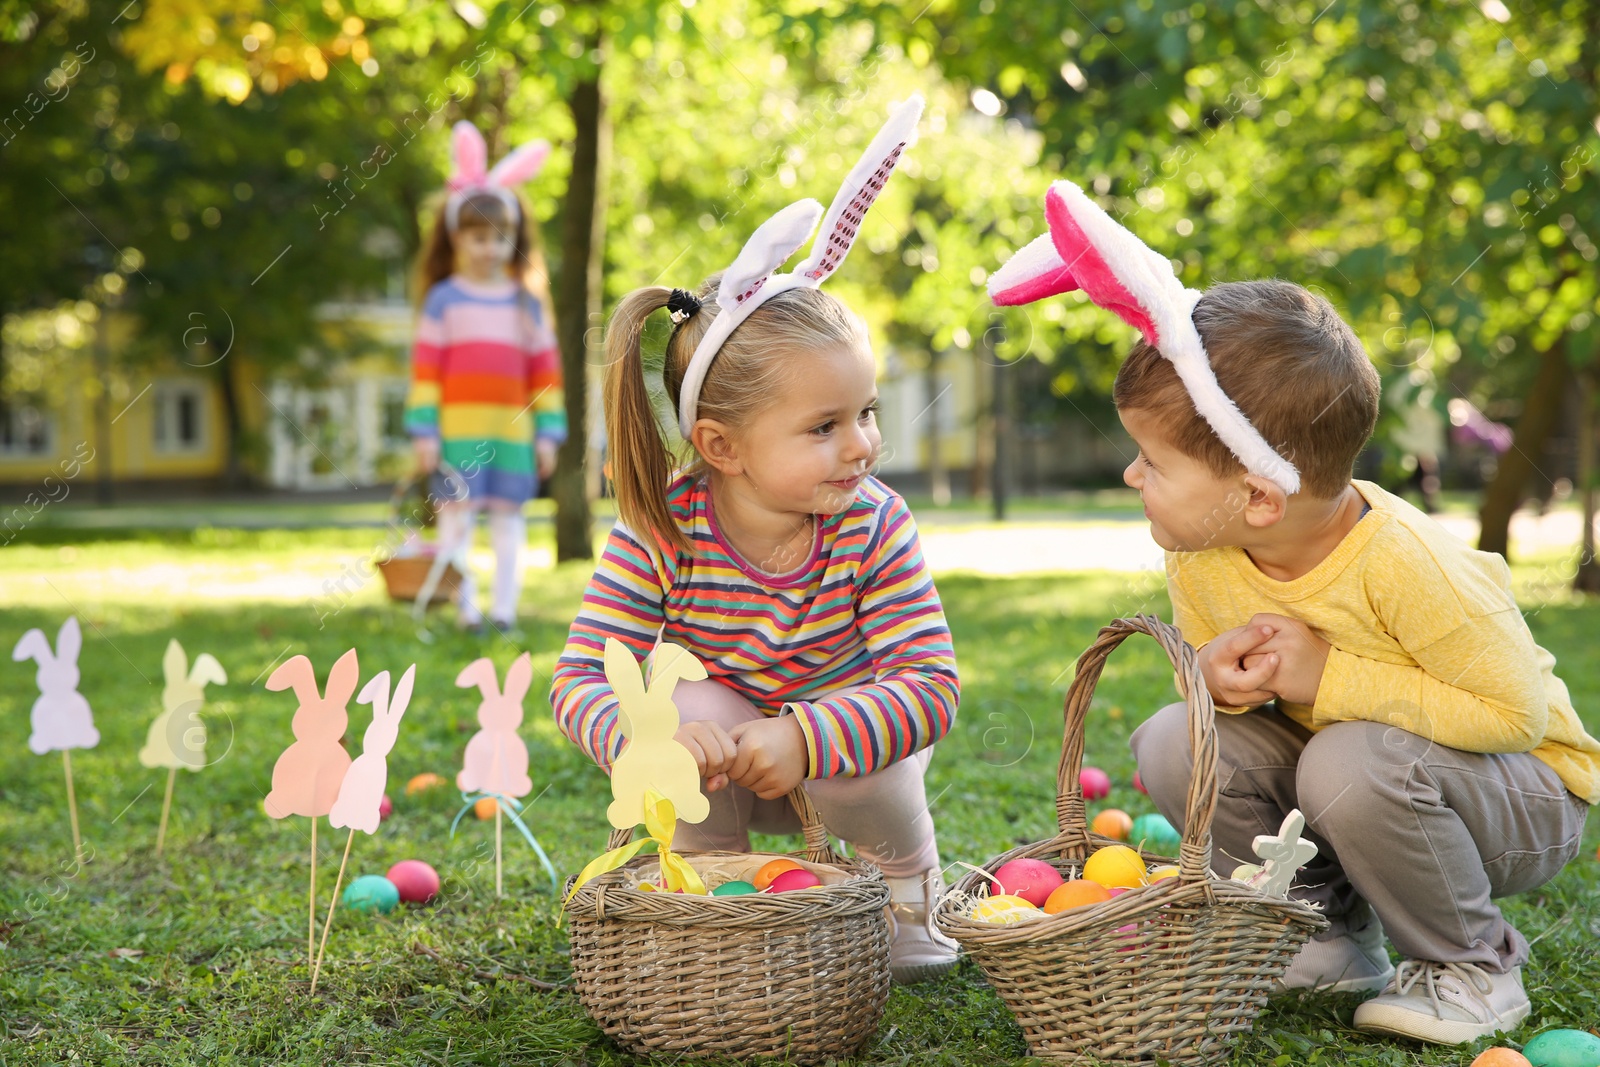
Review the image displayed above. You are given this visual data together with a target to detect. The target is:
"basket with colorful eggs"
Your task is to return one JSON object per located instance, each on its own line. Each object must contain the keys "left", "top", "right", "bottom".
{"left": 934, "top": 616, "right": 1328, "bottom": 1065}
{"left": 563, "top": 640, "right": 890, "bottom": 1065}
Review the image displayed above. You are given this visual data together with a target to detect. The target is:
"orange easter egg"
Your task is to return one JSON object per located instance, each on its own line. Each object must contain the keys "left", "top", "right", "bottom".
{"left": 1083, "top": 845, "right": 1147, "bottom": 889}
{"left": 1470, "top": 1049, "right": 1532, "bottom": 1067}
{"left": 406, "top": 772, "right": 446, "bottom": 796}
{"left": 1043, "top": 879, "right": 1112, "bottom": 914}
{"left": 752, "top": 858, "right": 803, "bottom": 890}
{"left": 473, "top": 796, "right": 499, "bottom": 820}
{"left": 1091, "top": 808, "right": 1133, "bottom": 841}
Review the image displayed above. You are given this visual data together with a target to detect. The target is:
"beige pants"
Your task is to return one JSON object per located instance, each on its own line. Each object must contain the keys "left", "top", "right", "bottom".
{"left": 668, "top": 678, "right": 940, "bottom": 878}
{"left": 1131, "top": 703, "right": 1590, "bottom": 971}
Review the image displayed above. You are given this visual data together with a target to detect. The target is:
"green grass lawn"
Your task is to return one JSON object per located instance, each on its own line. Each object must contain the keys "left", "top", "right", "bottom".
{"left": 1, "top": 529, "right": 1596, "bottom": 1066}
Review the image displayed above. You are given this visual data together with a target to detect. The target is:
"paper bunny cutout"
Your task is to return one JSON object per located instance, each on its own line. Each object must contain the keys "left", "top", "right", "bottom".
{"left": 456, "top": 653, "right": 533, "bottom": 800}
{"left": 1237, "top": 809, "right": 1319, "bottom": 897}
{"left": 140, "top": 640, "right": 227, "bottom": 771}
{"left": 263, "top": 649, "right": 358, "bottom": 819}
{"left": 329, "top": 665, "right": 415, "bottom": 835}
{"left": 988, "top": 179, "right": 1302, "bottom": 494}
{"left": 676, "top": 94, "right": 924, "bottom": 437}
{"left": 603, "top": 638, "right": 711, "bottom": 829}
{"left": 443, "top": 120, "right": 551, "bottom": 233}
{"left": 13, "top": 616, "right": 98, "bottom": 754}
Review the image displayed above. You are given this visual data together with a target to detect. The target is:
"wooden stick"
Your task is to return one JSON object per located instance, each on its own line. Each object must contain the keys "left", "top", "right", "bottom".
{"left": 308, "top": 817, "right": 317, "bottom": 973}
{"left": 62, "top": 750, "right": 83, "bottom": 868}
{"left": 495, "top": 800, "right": 504, "bottom": 898}
{"left": 310, "top": 828, "right": 355, "bottom": 995}
{"left": 156, "top": 768, "right": 177, "bottom": 856}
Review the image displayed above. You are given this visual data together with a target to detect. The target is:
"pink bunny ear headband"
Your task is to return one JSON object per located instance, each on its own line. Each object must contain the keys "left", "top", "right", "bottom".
{"left": 673, "top": 94, "right": 924, "bottom": 439}
{"left": 444, "top": 120, "right": 552, "bottom": 234}
{"left": 988, "top": 180, "right": 1302, "bottom": 495}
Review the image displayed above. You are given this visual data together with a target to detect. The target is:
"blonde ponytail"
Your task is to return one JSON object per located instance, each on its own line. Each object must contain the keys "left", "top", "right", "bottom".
{"left": 603, "top": 287, "right": 689, "bottom": 553}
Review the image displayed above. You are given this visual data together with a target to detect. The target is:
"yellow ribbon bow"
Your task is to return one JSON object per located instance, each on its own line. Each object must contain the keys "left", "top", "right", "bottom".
{"left": 565, "top": 788, "right": 705, "bottom": 904}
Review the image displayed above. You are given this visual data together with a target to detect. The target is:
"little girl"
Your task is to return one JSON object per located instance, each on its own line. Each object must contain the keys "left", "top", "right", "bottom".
{"left": 550, "top": 97, "right": 963, "bottom": 983}
{"left": 405, "top": 122, "right": 566, "bottom": 634}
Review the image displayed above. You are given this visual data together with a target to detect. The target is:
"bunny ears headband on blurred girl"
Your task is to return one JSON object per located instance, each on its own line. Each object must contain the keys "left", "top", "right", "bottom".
{"left": 988, "top": 180, "right": 1302, "bottom": 495}
{"left": 672, "top": 94, "right": 925, "bottom": 439}
{"left": 444, "top": 121, "right": 552, "bottom": 233}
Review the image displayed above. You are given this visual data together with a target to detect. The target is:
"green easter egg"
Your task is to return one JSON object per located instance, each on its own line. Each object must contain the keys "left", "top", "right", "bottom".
{"left": 1131, "top": 813, "right": 1180, "bottom": 848}
{"left": 711, "top": 880, "right": 759, "bottom": 897}
{"left": 1524, "top": 1029, "right": 1600, "bottom": 1067}
{"left": 343, "top": 874, "right": 400, "bottom": 914}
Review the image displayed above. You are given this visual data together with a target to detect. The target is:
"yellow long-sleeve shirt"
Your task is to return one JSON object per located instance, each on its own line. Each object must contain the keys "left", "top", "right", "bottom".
{"left": 1167, "top": 481, "right": 1599, "bottom": 804}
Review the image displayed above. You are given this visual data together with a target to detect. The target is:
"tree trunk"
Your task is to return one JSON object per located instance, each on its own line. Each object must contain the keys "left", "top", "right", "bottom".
{"left": 970, "top": 347, "right": 992, "bottom": 501}
{"left": 1575, "top": 365, "right": 1600, "bottom": 592}
{"left": 1478, "top": 336, "right": 1569, "bottom": 558}
{"left": 992, "top": 354, "right": 1009, "bottom": 521}
{"left": 553, "top": 60, "right": 608, "bottom": 563}
{"left": 924, "top": 351, "right": 949, "bottom": 506}
{"left": 216, "top": 355, "right": 246, "bottom": 490}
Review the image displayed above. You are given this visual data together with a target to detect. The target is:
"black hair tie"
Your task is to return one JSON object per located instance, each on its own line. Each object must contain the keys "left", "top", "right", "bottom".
{"left": 666, "top": 288, "right": 702, "bottom": 325}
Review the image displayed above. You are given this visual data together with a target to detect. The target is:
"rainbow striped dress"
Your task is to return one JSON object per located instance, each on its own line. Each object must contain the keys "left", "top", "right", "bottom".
{"left": 404, "top": 275, "right": 566, "bottom": 503}
{"left": 550, "top": 473, "right": 960, "bottom": 779}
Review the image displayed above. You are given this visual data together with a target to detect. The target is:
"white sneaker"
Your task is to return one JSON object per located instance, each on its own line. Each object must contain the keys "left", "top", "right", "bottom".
{"left": 884, "top": 867, "right": 960, "bottom": 984}
{"left": 1353, "top": 959, "right": 1531, "bottom": 1044}
{"left": 1277, "top": 914, "right": 1394, "bottom": 994}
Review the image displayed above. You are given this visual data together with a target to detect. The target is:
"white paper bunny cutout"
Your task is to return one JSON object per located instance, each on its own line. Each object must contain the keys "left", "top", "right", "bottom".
{"left": 988, "top": 179, "right": 1302, "bottom": 495}
{"left": 443, "top": 121, "right": 551, "bottom": 233}
{"left": 1238, "top": 809, "right": 1319, "bottom": 897}
{"left": 456, "top": 653, "right": 533, "bottom": 799}
{"left": 603, "top": 638, "right": 710, "bottom": 829}
{"left": 676, "top": 94, "right": 924, "bottom": 437}
{"left": 329, "top": 665, "right": 415, "bottom": 835}
{"left": 13, "top": 617, "right": 98, "bottom": 754}
{"left": 140, "top": 640, "right": 227, "bottom": 771}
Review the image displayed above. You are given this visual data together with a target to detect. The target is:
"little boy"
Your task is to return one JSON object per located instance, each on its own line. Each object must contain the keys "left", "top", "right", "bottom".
{"left": 1118, "top": 279, "right": 1597, "bottom": 1044}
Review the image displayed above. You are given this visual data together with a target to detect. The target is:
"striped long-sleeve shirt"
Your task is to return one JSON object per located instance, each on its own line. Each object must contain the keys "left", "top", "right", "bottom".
{"left": 550, "top": 473, "right": 960, "bottom": 779}
{"left": 404, "top": 274, "right": 566, "bottom": 504}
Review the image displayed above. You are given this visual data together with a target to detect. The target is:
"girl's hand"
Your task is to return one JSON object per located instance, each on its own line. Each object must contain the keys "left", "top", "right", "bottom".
{"left": 413, "top": 435, "right": 440, "bottom": 474}
{"left": 535, "top": 439, "right": 558, "bottom": 480}
{"left": 726, "top": 716, "right": 808, "bottom": 800}
{"left": 674, "top": 720, "right": 738, "bottom": 792}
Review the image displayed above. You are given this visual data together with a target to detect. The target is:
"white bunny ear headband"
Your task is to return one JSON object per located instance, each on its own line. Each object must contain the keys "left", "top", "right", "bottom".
{"left": 988, "top": 180, "right": 1302, "bottom": 495}
{"left": 445, "top": 121, "right": 552, "bottom": 234}
{"left": 674, "top": 94, "right": 925, "bottom": 439}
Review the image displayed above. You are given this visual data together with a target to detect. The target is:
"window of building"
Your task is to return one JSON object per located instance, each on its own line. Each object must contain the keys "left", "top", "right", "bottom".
{"left": 0, "top": 402, "right": 53, "bottom": 458}
{"left": 153, "top": 382, "right": 207, "bottom": 453}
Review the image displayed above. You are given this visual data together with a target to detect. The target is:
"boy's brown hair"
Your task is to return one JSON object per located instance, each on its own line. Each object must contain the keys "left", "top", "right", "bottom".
{"left": 1112, "top": 279, "right": 1380, "bottom": 498}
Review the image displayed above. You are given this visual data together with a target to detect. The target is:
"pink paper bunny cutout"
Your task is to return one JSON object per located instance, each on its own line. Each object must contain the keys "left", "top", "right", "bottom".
{"left": 263, "top": 649, "right": 358, "bottom": 819}
{"left": 329, "top": 664, "right": 415, "bottom": 835}
{"left": 13, "top": 617, "right": 97, "bottom": 754}
{"left": 456, "top": 653, "right": 533, "bottom": 799}
{"left": 987, "top": 179, "right": 1302, "bottom": 494}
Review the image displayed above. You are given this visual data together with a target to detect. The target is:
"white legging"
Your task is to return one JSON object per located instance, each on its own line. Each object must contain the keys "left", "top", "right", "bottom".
{"left": 667, "top": 677, "right": 941, "bottom": 878}
{"left": 434, "top": 501, "right": 525, "bottom": 624}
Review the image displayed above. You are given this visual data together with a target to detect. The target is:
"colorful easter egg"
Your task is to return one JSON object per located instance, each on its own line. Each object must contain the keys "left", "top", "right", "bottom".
{"left": 1091, "top": 809, "right": 1133, "bottom": 841}
{"left": 343, "top": 874, "right": 399, "bottom": 914}
{"left": 752, "top": 858, "right": 803, "bottom": 890}
{"left": 1523, "top": 1029, "right": 1600, "bottom": 1067}
{"left": 387, "top": 859, "right": 441, "bottom": 904}
{"left": 970, "top": 894, "right": 1041, "bottom": 924}
{"left": 474, "top": 796, "right": 499, "bottom": 820}
{"left": 711, "top": 880, "right": 759, "bottom": 897}
{"left": 1083, "top": 845, "right": 1146, "bottom": 889}
{"left": 1079, "top": 767, "right": 1111, "bottom": 800}
{"left": 1131, "top": 813, "right": 1180, "bottom": 849}
{"left": 1132, "top": 771, "right": 1147, "bottom": 794}
{"left": 993, "top": 858, "right": 1065, "bottom": 907}
{"left": 378, "top": 794, "right": 393, "bottom": 821}
{"left": 1043, "top": 879, "right": 1112, "bottom": 913}
{"left": 1147, "top": 865, "right": 1180, "bottom": 882}
{"left": 1471, "top": 1050, "right": 1533, "bottom": 1067}
{"left": 767, "top": 868, "right": 823, "bottom": 893}
{"left": 405, "top": 773, "right": 446, "bottom": 796}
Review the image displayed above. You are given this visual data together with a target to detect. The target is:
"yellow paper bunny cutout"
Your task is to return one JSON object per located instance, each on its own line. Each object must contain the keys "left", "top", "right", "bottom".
{"left": 603, "top": 638, "right": 710, "bottom": 830}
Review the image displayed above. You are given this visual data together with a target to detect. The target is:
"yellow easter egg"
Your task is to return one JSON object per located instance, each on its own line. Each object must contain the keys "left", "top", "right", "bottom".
{"left": 971, "top": 894, "right": 1041, "bottom": 924}
{"left": 1082, "top": 845, "right": 1147, "bottom": 889}
{"left": 1147, "top": 865, "right": 1179, "bottom": 882}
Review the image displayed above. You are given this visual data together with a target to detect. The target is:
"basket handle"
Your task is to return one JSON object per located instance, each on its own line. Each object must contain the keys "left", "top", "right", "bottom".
{"left": 1054, "top": 614, "right": 1219, "bottom": 885}
{"left": 604, "top": 785, "right": 844, "bottom": 865}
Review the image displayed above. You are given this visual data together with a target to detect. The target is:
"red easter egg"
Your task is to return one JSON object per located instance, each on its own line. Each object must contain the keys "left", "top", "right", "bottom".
{"left": 1132, "top": 771, "right": 1147, "bottom": 795}
{"left": 378, "top": 794, "right": 393, "bottom": 821}
{"left": 767, "top": 868, "right": 823, "bottom": 893}
{"left": 993, "top": 858, "right": 1066, "bottom": 907}
{"left": 387, "top": 859, "right": 441, "bottom": 904}
{"left": 1080, "top": 767, "right": 1112, "bottom": 800}
{"left": 1108, "top": 886, "right": 1131, "bottom": 897}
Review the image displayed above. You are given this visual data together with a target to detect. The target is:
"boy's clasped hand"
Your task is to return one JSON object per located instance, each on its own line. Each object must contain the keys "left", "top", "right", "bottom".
{"left": 1202, "top": 614, "right": 1331, "bottom": 708}
{"left": 674, "top": 716, "right": 809, "bottom": 799}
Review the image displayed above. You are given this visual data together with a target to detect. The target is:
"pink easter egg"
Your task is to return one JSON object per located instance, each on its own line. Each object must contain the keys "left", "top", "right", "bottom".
{"left": 387, "top": 859, "right": 441, "bottom": 904}
{"left": 993, "top": 858, "right": 1066, "bottom": 907}
{"left": 767, "top": 868, "right": 823, "bottom": 893}
{"left": 1080, "top": 767, "right": 1112, "bottom": 800}
{"left": 1132, "top": 771, "right": 1148, "bottom": 795}
{"left": 1108, "top": 886, "right": 1130, "bottom": 897}
{"left": 378, "top": 794, "right": 393, "bottom": 821}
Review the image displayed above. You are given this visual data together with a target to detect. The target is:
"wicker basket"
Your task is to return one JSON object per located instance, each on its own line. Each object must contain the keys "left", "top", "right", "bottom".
{"left": 566, "top": 787, "right": 892, "bottom": 1063}
{"left": 375, "top": 555, "right": 462, "bottom": 606}
{"left": 934, "top": 615, "right": 1328, "bottom": 1065}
